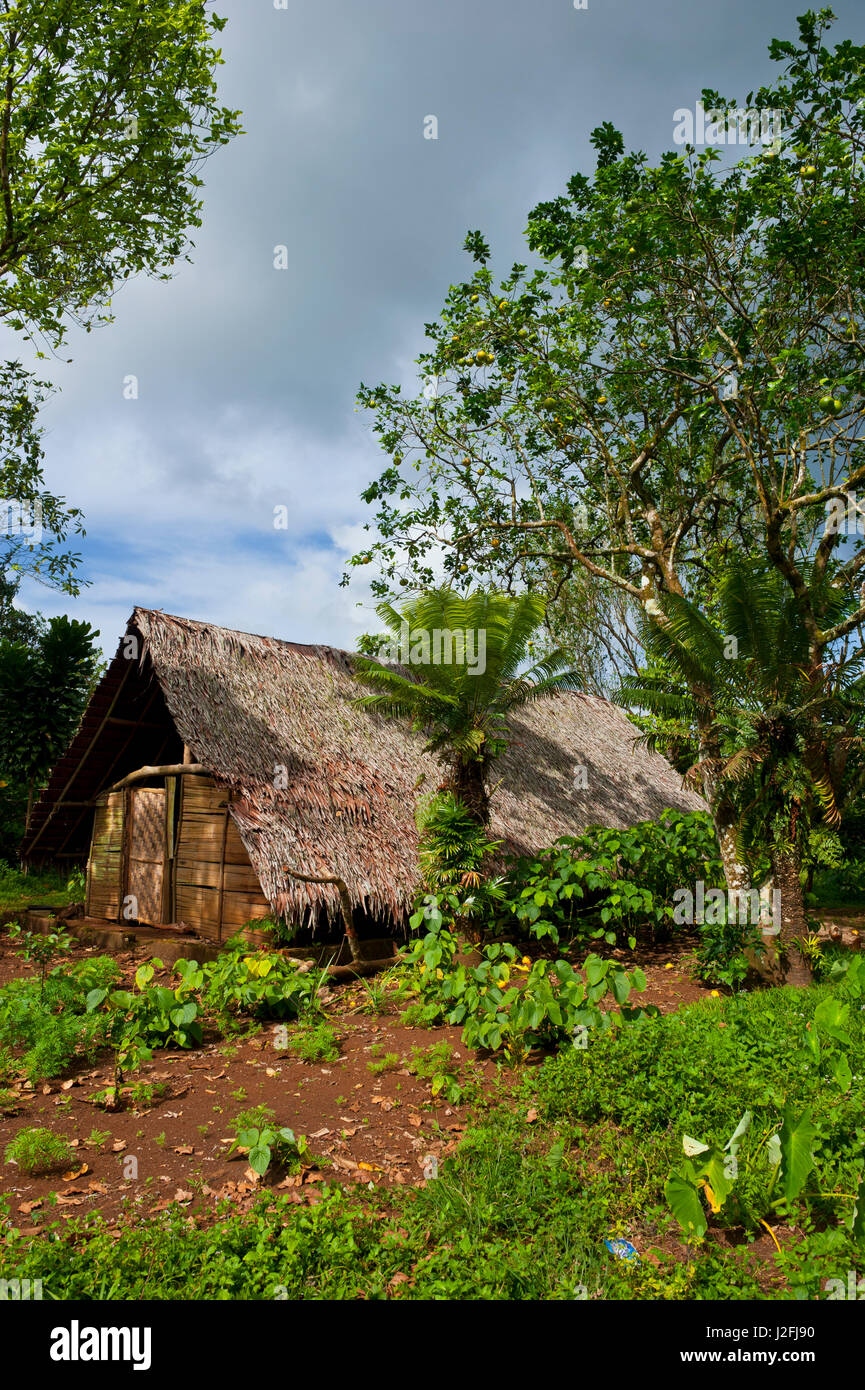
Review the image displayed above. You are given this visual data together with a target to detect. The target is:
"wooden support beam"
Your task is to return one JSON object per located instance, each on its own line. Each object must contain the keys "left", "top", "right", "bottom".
{"left": 24, "top": 659, "right": 134, "bottom": 855}
{"left": 105, "top": 764, "right": 208, "bottom": 795}
{"left": 281, "top": 865, "right": 362, "bottom": 964}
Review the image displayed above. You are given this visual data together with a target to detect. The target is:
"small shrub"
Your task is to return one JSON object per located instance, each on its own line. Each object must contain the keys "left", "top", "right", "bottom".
{"left": 227, "top": 1104, "right": 309, "bottom": 1179}
{"left": 367, "top": 1051, "right": 402, "bottom": 1075}
{"left": 285, "top": 1023, "right": 340, "bottom": 1063}
{"left": 202, "top": 938, "right": 321, "bottom": 1020}
{"left": 5, "top": 1127, "right": 74, "bottom": 1175}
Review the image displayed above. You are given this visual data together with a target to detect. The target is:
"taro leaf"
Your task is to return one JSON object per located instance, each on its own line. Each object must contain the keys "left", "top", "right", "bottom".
{"left": 804, "top": 1026, "right": 821, "bottom": 1064}
{"left": 665, "top": 1171, "right": 708, "bottom": 1238}
{"left": 683, "top": 1134, "right": 710, "bottom": 1157}
{"left": 813, "top": 997, "right": 851, "bottom": 1045}
{"left": 767, "top": 1132, "right": 782, "bottom": 1170}
{"left": 725, "top": 1111, "right": 753, "bottom": 1156}
{"left": 701, "top": 1151, "right": 734, "bottom": 1209}
{"left": 778, "top": 1108, "right": 818, "bottom": 1203}
{"left": 249, "top": 1143, "right": 272, "bottom": 1176}
{"left": 833, "top": 1052, "right": 853, "bottom": 1094}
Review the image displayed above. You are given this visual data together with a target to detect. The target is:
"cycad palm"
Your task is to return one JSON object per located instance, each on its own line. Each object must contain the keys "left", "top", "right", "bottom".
{"left": 353, "top": 588, "right": 581, "bottom": 822}
{"left": 618, "top": 560, "right": 865, "bottom": 958}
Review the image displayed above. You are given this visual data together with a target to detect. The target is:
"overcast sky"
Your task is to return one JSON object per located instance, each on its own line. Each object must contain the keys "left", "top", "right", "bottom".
{"left": 9, "top": 0, "right": 865, "bottom": 658}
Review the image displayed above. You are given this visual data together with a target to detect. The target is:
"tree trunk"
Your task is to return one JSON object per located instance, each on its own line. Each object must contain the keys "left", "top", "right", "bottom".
{"left": 765, "top": 847, "right": 812, "bottom": 988}
{"left": 700, "top": 762, "right": 750, "bottom": 896}
{"left": 450, "top": 758, "right": 489, "bottom": 825}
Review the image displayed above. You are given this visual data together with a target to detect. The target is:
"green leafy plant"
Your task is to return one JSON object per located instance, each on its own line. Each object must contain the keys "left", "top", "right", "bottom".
{"left": 507, "top": 811, "right": 723, "bottom": 949}
{"left": 4, "top": 1126, "right": 74, "bottom": 1175}
{"left": 86, "top": 958, "right": 203, "bottom": 1107}
{"left": 664, "top": 1107, "right": 821, "bottom": 1241}
{"left": 8, "top": 922, "right": 73, "bottom": 1000}
{"left": 202, "top": 938, "right": 322, "bottom": 1021}
{"left": 284, "top": 1023, "right": 340, "bottom": 1063}
{"left": 408, "top": 1041, "right": 464, "bottom": 1104}
{"left": 226, "top": 1105, "right": 309, "bottom": 1180}
{"left": 694, "top": 911, "right": 765, "bottom": 990}
{"left": 367, "top": 1050, "right": 402, "bottom": 1075}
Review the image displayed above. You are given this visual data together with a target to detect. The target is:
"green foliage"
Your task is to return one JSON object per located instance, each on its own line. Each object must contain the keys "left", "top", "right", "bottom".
{"left": 0, "top": 1, "right": 242, "bottom": 352}
{"left": 416, "top": 791, "right": 503, "bottom": 895}
{"left": 0, "top": 613, "right": 103, "bottom": 856}
{"left": 619, "top": 558, "right": 865, "bottom": 869}
{"left": 0, "top": 863, "right": 69, "bottom": 913}
{"left": 227, "top": 1105, "right": 309, "bottom": 1180}
{"left": 506, "top": 810, "right": 723, "bottom": 947}
{"left": 541, "top": 969, "right": 865, "bottom": 1252}
{"left": 693, "top": 912, "right": 765, "bottom": 990}
{"left": 367, "top": 1050, "right": 402, "bottom": 1075}
{"left": 354, "top": 588, "right": 579, "bottom": 820}
{"left": 85, "top": 957, "right": 203, "bottom": 1104}
{"left": 284, "top": 1024, "right": 340, "bottom": 1064}
{"left": 7, "top": 921, "right": 72, "bottom": 998}
{"left": 4, "top": 1126, "right": 74, "bottom": 1176}
{"left": 201, "top": 937, "right": 323, "bottom": 1021}
{"left": 0, "top": 952, "right": 119, "bottom": 1081}
{"left": 403, "top": 929, "right": 652, "bottom": 1056}
{"left": 408, "top": 1041, "right": 466, "bottom": 1104}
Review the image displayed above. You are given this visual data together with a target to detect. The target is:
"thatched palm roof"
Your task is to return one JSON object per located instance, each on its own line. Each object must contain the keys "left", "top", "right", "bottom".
{"left": 22, "top": 608, "right": 704, "bottom": 924}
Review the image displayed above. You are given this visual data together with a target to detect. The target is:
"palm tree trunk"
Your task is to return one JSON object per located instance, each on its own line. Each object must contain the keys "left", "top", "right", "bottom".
{"left": 765, "top": 846, "right": 812, "bottom": 987}
{"left": 700, "top": 761, "right": 750, "bottom": 897}
{"left": 451, "top": 759, "right": 489, "bottom": 825}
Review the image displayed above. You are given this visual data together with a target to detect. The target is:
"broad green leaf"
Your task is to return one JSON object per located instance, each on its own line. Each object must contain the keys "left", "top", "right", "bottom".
{"left": 664, "top": 1172, "right": 708, "bottom": 1238}
{"left": 778, "top": 1108, "right": 818, "bottom": 1203}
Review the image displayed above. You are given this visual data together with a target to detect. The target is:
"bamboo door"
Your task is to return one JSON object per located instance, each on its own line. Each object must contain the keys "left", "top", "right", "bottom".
{"left": 125, "top": 787, "right": 167, "bottom": 925}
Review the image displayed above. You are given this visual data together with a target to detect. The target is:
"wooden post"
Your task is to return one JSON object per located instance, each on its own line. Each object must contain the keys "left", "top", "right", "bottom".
{"left": 281, "top": 865, "right": 362, "bottom": 963}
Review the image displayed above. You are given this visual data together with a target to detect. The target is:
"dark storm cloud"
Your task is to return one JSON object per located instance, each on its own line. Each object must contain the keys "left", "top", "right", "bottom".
{"left": 7, "top": 0, "right": 862, "bottom": 652}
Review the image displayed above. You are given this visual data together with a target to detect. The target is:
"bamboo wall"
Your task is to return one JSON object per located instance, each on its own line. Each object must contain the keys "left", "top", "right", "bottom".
{"left": 173, "top": 775, "right": 272, "bottom": 943}
{"left": 86, "top": 773, "right": 272, "bottom": 943}
{"left": 86, "top": 792, "right": 125, "bottom": 919}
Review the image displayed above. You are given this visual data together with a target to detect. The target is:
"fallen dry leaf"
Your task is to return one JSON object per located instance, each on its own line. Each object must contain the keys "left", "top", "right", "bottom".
{"left": 112, "top": 1140, "right": 126, "bottom": 1152}
{"left": 526, "top": 1108, "right": 538, "bottom": 1123}
{"left": 174, "top": 1189, "right": 194, "bottom": 1203}
{"left": 62, "top": 1164, "right": 90, "bottom": 1181}
{"left": 174, "top": 1145, "right": 194, "bottom": 1156}
{"left": 18, "top": 1199, "right": 42, "bottom": 1215}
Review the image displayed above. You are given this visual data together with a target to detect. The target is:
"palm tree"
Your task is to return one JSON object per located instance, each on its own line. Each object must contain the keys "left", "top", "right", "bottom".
{"left": 353, "top": 588, "right": 581, "bottom": 823}
{"left": 617, "top": 559, "right": 865, "bottom": 983}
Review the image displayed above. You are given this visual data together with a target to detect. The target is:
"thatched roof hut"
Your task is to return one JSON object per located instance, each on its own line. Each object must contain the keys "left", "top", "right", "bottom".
{"left": 20, "top": 608, "right": 703, "bottom": 941}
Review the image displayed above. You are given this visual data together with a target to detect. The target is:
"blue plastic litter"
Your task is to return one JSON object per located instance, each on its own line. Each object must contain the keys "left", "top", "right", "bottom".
{"left": 605, "top": 1238, "right": 639, "bottom": 1262}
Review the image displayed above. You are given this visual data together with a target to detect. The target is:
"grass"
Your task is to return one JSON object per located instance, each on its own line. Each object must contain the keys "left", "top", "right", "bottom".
{"left": 2, "top": 970, "right": 861, "bottom": 1300}
{"left": 284, "top": 1023, "right": 340, "bottom": 1063}
{"left": 367, "top": 1050, "right": 402, "bottom": 1075}
{"left": 0, "top": 863, "right": 72, "bottom": 915}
